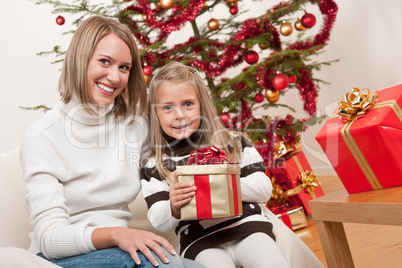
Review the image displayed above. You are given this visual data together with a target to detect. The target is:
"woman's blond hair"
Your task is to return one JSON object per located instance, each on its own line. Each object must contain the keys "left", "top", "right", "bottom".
{"left": 148, "top": 61, "right": 242, "bottom": 184}
{"left": 59, "top": 15, "right": 147, "bottom": 118}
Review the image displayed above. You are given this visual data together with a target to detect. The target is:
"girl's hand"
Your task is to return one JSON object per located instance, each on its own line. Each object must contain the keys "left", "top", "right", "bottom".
{"left": 170, "top": 170, "right": 197, "bottom": 218}
{"left": 92, "top": 227, "right": 176, "bottom": 267}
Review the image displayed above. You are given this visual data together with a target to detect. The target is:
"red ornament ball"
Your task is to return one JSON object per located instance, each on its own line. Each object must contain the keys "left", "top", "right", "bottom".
{"left": 301, "top": 13, "right": 316, "bottom": 28}
{"left": 220, "top": 112, "right": 231, "bottom": 123}
{"left": 255, "top": 93, "right": 265, "bottom": 103}
{"left": 56, "top": 15, "right": 65, "bottom": 26}
{"left": 272, "top": 74, "right": 289, "bottom": 90}
{"left": 229, "top": 6, "right": 238, "bottom": 15}
{"left": 143, "top": 66, "right": 153, "bottom": 76}
{"left": 288, "top": 75, "right": 297, "bottom": 83}
{"left": 244, "top": 50, "right": 259, "bottom": 65}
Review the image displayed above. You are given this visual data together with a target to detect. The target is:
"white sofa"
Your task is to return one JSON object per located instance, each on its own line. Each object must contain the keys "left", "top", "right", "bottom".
{"left": 0, "top": 147, "right": 324, "bottom": 267}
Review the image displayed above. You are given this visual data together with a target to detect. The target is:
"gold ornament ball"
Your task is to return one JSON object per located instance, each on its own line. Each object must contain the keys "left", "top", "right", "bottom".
{"left": 259, "top": 43, "right": 269, "bottom": 50}
{"left": 266, "top": 90, "right": 280, "bottom": 103}
{"left": 208, "top": 18, "right": 220, "bottom": 31}
{"left": 280, "top": 22, "right": 293, "bottom": 36}
{"left": 294, "top": 18, "right": 306, "bottom": 31}
{"left": 227, "top": 0, "right": 238, "bottom": 3}
{"left": 160, "top": 0, "right": 174, "bottom": 9}
{"left": 144, "top": 75, "right": 150, "bottom": 84}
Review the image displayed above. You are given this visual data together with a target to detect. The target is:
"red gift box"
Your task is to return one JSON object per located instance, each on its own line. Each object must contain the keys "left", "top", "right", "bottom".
{"left": 271, "top": 206, "right": 308, "bottom": 231}
{"left": 176, "top": 146, "right": 242, "bottom": 220}
{"left": 315, "top": 85, "right": 402, "bottom": 194}
{"left": 269, "top": 151, "right": 324, "bottom": 215}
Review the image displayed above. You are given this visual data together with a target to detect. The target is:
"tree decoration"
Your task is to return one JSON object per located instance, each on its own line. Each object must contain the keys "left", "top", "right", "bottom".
{"left": 220, "top": 112, "right": 231, "bottom": 124}
{"left": 266, "top": 90, "right": 280, "bottom": 103}
{"left": 272, "top": 73, "right": 289, "bottom": 90}
{"left": 279, "top": 22, "right": 293, "bottom": 36}
{"left": 143, "top": 65, "right": 153, "bottom": 76}
{"left": 160, "top": 0, "right": 174, "bottom": 9}
{"left": 244, "top": 50, "right": 259, "bottom": 65}
{"left": 56, "top": 15, "right": 65, "bottom": 25}
{"left": 259, "top": 43, "right": 269, "bottom": 50}
{"left": 288, "top": 75, "right": 297, "bottom": 83}
{"left": 255, "top": 92, "right": 265, "bottom": 103}
{"left": 229, "top": 5, "right": 239, "bottom": 15}
{"left": 294, "top": 18, "right": 306, "bottom": 31}
{"left": 227, "top": 0, "right": 238, "bottom": 3}
{"left": 301, "top": 13, "right": 316, "bottom": 28}
{"left": 207, "top": 18, "right": 220, "bottom": 31}
{"left": 144, "top": 75, "right": 150, "bottom": 83}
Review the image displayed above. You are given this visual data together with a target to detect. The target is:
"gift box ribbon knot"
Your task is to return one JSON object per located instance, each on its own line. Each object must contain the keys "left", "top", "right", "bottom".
{"left": 187, "top": 145, "right": 229, "bottom": 165}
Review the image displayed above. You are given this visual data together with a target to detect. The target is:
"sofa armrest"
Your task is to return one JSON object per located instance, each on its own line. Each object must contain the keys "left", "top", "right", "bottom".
{"left": 0, "top": 148, "right": 32, "bottom": 249}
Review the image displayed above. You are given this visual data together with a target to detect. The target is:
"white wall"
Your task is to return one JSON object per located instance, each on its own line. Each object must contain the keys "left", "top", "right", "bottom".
{"left": 1, "top": 0, "right": 401, "bottom": 176}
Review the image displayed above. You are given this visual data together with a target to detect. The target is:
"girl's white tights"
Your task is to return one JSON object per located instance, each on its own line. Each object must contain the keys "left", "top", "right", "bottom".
{"left": 194, "top": 232, "right": 291, "bottom": 268}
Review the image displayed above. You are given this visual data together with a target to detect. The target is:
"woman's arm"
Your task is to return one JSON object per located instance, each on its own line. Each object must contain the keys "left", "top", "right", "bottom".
{"left": 91, "top": 227, "right": 175, "bottom": 266}
{"left": 21, "top": 127, "right": 92, "bottom": 259}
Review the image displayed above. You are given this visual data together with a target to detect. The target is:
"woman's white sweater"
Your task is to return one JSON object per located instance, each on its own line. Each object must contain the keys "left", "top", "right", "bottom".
{"left": 20, "top": 95, "right": 149, "bottom": 259}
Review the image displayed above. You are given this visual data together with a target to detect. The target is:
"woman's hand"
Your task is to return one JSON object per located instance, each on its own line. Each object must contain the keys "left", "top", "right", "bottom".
{"left": 92, "top": 227, "right": 176, "bottom": 267}
{"left": 169, "top": 170, "right": 197, "bottom": 219}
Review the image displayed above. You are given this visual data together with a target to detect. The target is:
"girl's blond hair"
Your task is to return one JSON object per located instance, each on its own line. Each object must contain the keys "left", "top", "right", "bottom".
{"left": 59, "top": 15, "right": 147, "bottom": 118}
{"left": 148, "top": 61, "right": 242, "bottom": 184}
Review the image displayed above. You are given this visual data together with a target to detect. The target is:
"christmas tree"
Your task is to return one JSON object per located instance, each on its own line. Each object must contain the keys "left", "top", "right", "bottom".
{"left": 34, "top": 0, "right": 338, "bottom": 168}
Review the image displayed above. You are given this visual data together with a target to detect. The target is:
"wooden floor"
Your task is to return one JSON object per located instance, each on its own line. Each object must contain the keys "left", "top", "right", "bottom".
{"left": 294, "top": 176, "right": 402, "bottom": 267}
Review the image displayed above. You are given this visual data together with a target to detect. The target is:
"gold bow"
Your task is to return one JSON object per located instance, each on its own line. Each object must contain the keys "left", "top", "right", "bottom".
{"left": 270, "top": 177, "right": 285, "bottom": 205}
{"left": 274, "top": 141, "right": 302, "bottom": 160}
{"left": 337, "top": 87, "right": 378, "bottom": 122}
{"left": 284, "top": 170, "right": 319, "bottom": 198}
{"left": 299, "top": 171, "right": 319, "bottom": 196}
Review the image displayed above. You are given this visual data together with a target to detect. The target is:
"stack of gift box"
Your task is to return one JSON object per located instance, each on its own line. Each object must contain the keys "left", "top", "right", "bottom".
{"left": 264, "top": 142, "right": 325, "bottom": 231}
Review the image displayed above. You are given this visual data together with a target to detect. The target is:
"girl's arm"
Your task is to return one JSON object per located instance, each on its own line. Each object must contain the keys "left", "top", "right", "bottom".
{"left": 140, "top": 161, "right": 182, "bottom": 232}
{"left": 238, "top": 136, "right": 273, "bottom": 202}
{"left": 169, "top": 171, "right": 196, "bottom": 219}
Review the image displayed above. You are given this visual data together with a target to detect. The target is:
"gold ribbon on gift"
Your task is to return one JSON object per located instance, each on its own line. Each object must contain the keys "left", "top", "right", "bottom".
{"left": 329, "top": 87, "right": 402, "bottom": 190}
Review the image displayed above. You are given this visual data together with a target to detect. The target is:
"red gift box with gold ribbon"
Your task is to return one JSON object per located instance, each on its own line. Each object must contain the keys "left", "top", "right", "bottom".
{"left": 315, "top": 85, "right": 402, "bottom": 194}
{"left": 176, "top": 146, "right": 242, "bottom": 220}
{"left": 269, "top": 151, "right": 324, "bottom": 215}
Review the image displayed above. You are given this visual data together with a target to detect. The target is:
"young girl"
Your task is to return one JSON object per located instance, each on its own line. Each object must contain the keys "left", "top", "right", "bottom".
{"left": 140, "top": 61, "right": 291, "bottom": 267}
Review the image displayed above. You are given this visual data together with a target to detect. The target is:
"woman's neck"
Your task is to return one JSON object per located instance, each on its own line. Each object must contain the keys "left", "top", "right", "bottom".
{"left": 58, "top": 94, "right": 115, "bottom": 126}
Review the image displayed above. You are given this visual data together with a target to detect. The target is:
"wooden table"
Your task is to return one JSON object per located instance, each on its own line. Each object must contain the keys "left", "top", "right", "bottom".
{"left": 309, "top": 187, "right": 402, "bottom": 268}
